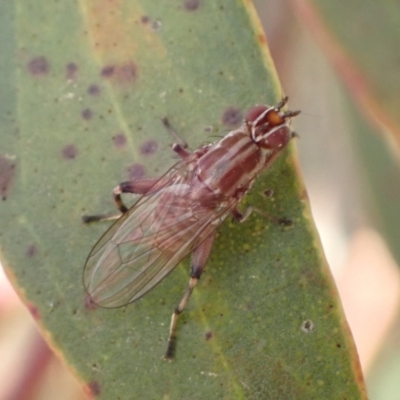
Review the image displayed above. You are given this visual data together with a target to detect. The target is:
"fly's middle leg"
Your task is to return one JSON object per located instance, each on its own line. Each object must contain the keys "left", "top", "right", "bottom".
{"left": 113, "top": 179, "right": 159, "bottom": 213}
{"left": 232, "top": 196, "right": 293, "bottom": 226}
{"left": 82, "top": 178, "right": 159, "bottom": 223}
{"left": 164, "top": 232, "right": 216, "bottom": 361}
{"left": 232, "top": 206, "right": 253, "bottom": 223}
{"left": 233, "top": 205, "right": 293, "bottom": 227}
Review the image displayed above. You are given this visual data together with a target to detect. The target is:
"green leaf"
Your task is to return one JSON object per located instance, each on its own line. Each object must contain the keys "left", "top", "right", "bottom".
{"left": 0, "top": 0, "right": 366, "bottom": 398}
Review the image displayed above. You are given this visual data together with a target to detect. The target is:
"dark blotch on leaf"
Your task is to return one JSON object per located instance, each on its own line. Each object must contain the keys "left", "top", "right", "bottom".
{"left": 87, "top": 84, "right": 101, "bottom": 96}
{"left": 66, "top": 62, "right": 78, "bottom": 79}
{"left": 100, "top": 62, "right": 137, "bottom": 85}
{"left": 82, "top": 108, "right": 93, "bottom": 120}
{"left": 26, "top": 244, "right": 37, "bottom": 258}
{"left": 263, "top": 189, "right": 274, "bottom": 198}
{"left": 101, "top": 65, "right": 115, "bottom": 78}
{"left": 0, "top": 156, "right": 16, "bottom": 200}
{"left": 205, "top": 331, "right": 213, "bottom": 340}
{"left": 112, "top": 132, "right": 127, "bottom": 148}
{"left": 222, "top": 107, "right": 242, "bottom": 127}
{"left": 140, "top": 140, "right": 158, "bottom": 155}
{"left": 62, "top": 144, "right": 78, "bottom": 160}
{"left": 86, "top": 381, "right": 101, "bottom": 397}
{"left": 128, "top": 163, "right": 145, "bottom": 180}
{"left": 28, "top": 56, "right": 49, "bottom": 76}
{"left": 184, "top": 0, "right": 200, "bottom": 11}
{"left": 141, "top": 15, "right": 150, "bottom": 24}
{"left": 118, "top": 63, "right": 137, "bottom": 82}
{"left": 84, "top": 294, "right": 98, "bottom": 311}
{"left": 27, "top": 303, "right": 40, "bottom": 320}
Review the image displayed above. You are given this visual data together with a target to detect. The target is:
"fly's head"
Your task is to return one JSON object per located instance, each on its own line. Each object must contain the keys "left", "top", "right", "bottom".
{"left": 245, "top": 96, "right": 300, "bottom": 151}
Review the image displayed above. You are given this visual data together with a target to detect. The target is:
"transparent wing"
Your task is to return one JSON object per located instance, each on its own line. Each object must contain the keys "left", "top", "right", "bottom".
{"left": 83, "top": 158, "right": 237, "bottom": 308}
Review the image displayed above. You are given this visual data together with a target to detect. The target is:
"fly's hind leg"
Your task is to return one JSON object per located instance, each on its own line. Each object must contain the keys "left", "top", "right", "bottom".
{"left": 82, "top": 178, "right": 159, "bottom": 223}
{"left": 164, "top": 232, "right": 216, "bottom": 361}
{"left": 232, "top": 205, "right": 292, "bottom": 227}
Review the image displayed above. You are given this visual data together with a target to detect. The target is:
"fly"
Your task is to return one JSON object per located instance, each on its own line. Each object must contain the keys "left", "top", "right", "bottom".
{"left": 83, "top": 97, "right": 300, "bottom": 360}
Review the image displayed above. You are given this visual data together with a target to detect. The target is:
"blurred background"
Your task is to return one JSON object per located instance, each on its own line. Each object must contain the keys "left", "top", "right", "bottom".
{"left": 1, "top": 0, "right": 399, "bottom": 398}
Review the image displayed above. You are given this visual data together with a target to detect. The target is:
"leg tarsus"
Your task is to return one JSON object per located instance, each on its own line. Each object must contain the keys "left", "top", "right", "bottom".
{"left": 251, "top": 206, "right": 293, "bottom": 227}
{"left": 232, "top": 206, "right": 253, "bottom": 223}
{"left": 232, "top": 205, "right": 292, "bottom": 227}
{"left": 82, "top": 213, "right": 121, "bottom": 224}
{"left": 164, "top": 336, "right": 176, "bottom": 361}
{"left": 164, "top": 233, "right": 216, "bottom": 360}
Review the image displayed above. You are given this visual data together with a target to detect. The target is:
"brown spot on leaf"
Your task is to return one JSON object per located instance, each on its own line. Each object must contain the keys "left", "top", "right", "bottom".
{"left": 141, "top": 15, "right": 150, "bottom": 24}
{"left": 62, "top": 144, "right": 78, "bottom": 160}
{"left": 87, "top": 84, "right": 101, "bottom": 96}
{"left": 100, "top": 62, "right": 137, "bottom": 86}
{"left": 205, "top": 331, "right": 213, "bottom": 340}
{"left": 85, "top": 381, "right": 101, "bottom": 397}
{"left": 128, "top": 163, "right": 145, "bottom": 180}
{"left": 258, "top": 33, "right": 267, "bottom": 45}
{"left": 28, "top": 56, "right": 49, "bottom": 76}
{"left": 100, "top": 65, "right": 114, "bottom": 78}
{"left": 27, "top": 303, "right": 40, "bottom": 320}
{"left": 222, "top": 107, "right": 242, "bottom": 127}
{"left": 26, "top": 244, "right": 37, "bottom": 258}
{"left": 263, "top": 189, "right": 274, "bottom": 198}
{"left": 184, "top": 0, "right": 200, "bottom": 11}
{"left": 0, "top": 156, "right": 16, "bottom": 200}
{"left": 112, "top": 132, "right": 127, "bottom": 148}
{"left": 140, "top": 140, "right": 158, "bottom": 155}
{"left": 66, "top": 62, "right": 78, "bottom": 79}
{"left": 82, "top": 108, "right": 93, "bottom": 120}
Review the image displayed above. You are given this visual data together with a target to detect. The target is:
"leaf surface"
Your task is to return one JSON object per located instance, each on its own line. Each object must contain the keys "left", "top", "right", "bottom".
{"left": 0, "top": 1, "right": 365, "bottom": 398}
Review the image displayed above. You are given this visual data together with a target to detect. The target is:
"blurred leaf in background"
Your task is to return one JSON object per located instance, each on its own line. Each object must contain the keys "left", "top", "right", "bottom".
{"left": 256, "top": 0, "right": 400, "bottom": 399}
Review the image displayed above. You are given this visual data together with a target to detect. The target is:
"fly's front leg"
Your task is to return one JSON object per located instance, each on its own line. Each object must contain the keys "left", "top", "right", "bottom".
{"left": 82, "top": 178, "right": 159, "bottom": 223}
{"left": 164, "top": 232, "right": 216, "bottom": 361}
{"left": 161, "top": 117, "right": 191, "bottom": 159}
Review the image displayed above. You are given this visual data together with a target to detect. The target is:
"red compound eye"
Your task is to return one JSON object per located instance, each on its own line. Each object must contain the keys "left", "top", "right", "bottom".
{"left": 245, "top": 105, "right": 285, "bottom": 128}
{"left": 245, "top": 105, "right": 269, "bottom": 124}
